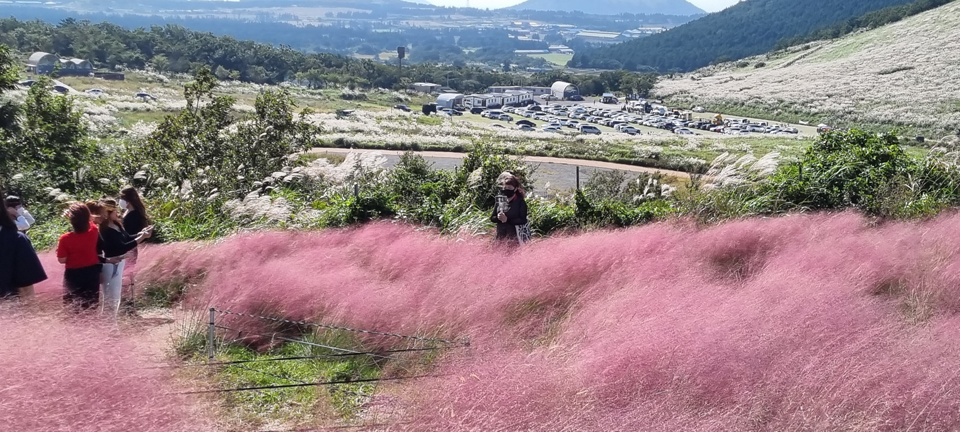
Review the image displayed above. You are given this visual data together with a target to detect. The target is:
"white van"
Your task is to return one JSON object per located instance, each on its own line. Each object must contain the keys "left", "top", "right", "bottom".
{"left": 578, "top": 125, "right": 602, "bottom": 135}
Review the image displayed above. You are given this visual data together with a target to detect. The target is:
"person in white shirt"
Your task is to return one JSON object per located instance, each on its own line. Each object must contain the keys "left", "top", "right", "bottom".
{"left": 5, "top": 196, "right": 35, "bottom": 232}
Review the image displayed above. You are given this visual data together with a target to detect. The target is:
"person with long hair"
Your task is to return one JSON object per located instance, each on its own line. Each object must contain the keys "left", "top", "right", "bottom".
{"left": 0, "top": 191, "right": 47, "bottom": 299}
{"left": 57, "top": 203, "right": 102, "bottom": 310}
{"left": 118, "top": 186, "right": 149, "bottom": 266}
{"left": 490, "top": 172, "right": 531, "bottom": 245}
{"left": 97, "top": 198, "right": 152, "bottom": 318}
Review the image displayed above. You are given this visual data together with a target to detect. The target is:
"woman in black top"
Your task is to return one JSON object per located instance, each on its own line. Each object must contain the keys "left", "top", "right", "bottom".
{"left": 0, "top": 192, "right": 47, "bottom": 299}
{"left": 98, "top": 198, "right": 152, "bottom": 317}
{"left": 490, "top": 173, "right": 530, "bottom": 245}
{"left": 119, "top": 186, "right": 149, "bottom": 266}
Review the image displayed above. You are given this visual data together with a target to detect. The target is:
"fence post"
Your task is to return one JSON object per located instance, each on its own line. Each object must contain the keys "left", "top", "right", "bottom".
{"left": 208, "top": 307, "right": 216, "bottom": 361}
{"left": 354, "top": 183, "right": 359, "bottom": 199}
{"left": 576, "top": 166, "right": 580, "bottom": 191}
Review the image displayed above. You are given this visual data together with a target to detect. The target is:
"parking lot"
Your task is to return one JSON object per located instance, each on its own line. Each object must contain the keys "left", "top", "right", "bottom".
{"left": 449, "top": 97, "right": 812, "bottom": 138}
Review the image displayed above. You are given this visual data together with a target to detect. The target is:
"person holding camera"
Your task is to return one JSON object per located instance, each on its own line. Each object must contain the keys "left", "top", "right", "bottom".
{"left": 98, "top": 198, "right": 153, "bottom": 318}
{"left": 5, "top": 195, "right": 35, "bottom": 232}
{"left": 490, "top": 172, "right": 531, "bottom": 245}
{"left": 0, "top": 192, "right": 47, "bottom": 300}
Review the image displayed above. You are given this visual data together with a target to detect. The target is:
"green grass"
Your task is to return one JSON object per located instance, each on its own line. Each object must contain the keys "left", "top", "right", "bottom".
{"left": 528, "top": 53, "right": 573, "bottom": 67}
{"left": 417, "top": 115, "right": 443, "bottom": 126}
{"left": 215, "top": 333, "right": 381, "bottom": 426}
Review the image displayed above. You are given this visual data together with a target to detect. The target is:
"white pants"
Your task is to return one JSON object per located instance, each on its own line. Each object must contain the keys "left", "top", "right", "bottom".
{"left": 101, "top": 260, "right": 126, "bottom": 318}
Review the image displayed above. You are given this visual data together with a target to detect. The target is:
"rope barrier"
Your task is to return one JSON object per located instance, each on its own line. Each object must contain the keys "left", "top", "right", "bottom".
{"left": 149, "top": 347, "right": 441, "bottom": 369}
{"left": 213, "top": 308, "right": 468, "bottom": 347}
{"left": 175, "top": 375, "right": 434, "bottom": 395}
{"left": 211, "top": 325, "right": 399, "bottom": 360}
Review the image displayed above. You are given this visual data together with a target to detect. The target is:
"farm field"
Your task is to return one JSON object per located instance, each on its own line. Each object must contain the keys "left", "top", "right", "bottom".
{"left": 527, "top": 52, "right": 574, "bottom": 67}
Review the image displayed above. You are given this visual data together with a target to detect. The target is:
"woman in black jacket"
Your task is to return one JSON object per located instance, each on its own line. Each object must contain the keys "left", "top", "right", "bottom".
{"left": 119, "top": 186, "right": 149, "bottom": 265}
{"left": 98, "top": 198, "right": 152, "bottom": 317}
{"left": 0, "top": 190, "right": 46, "bottom": 299}
{"left": 490, "top": 173, "right": 530, "bottom": 245}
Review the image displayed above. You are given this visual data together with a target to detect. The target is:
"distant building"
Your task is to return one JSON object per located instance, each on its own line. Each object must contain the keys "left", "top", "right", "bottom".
{"left": 25, "top": 52, "right": 93, "bottom": 76}
{"left": 436, "top": 93, "right": 464, "bottom": 109}
{"left": 621, "top": 27, "right": 667, "bottom": 39}
{"left": 26, "top": 52, "right": 58, "bottom": 74}
{"left": 488, "top": 86, "right": 551, "bottom": 96}
{"left": 574, "top": 31, "right": 624, "bottom": 45}
{"left": 514, "top": 49, "right": 550, "bottom": 54}
{"left": 551, "top": 81, "right": 579, "bottom": 100}
{"left": 411, "top": 82, "right": 442, "bottom": 94}
{"left": 464, "top": 94, "right": 504, "bottom": 109}
{"left": 502, "top": 90, "right": 534, "bottom": 106}
{"left": 548, "top": 45, "right": 575, "bottom": 54}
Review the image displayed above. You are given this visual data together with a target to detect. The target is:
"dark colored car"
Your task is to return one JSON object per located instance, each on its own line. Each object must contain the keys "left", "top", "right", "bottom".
{"left": 394, "top": 104, "right": 411, "bottom": 112}
{"left": 515, "top": 120, "right": 535, "bottom": 127}
{"left": 470, "top": 107, "right": 484, "bottom": 114}
{"left": 568, "top": 95, "right": 584, "bottom": 101}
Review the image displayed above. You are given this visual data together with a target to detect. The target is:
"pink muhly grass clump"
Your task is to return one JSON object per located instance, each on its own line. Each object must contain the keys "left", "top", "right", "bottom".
{"left": 0, "top": 306, "right": 214, "bottom": 432}
{"left": 96, "top": 214, "right": 960, "bottom": 429}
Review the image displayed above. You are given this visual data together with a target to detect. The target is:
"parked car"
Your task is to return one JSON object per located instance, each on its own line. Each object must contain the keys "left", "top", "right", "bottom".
{"left": 675, "top": 128, "right": 696, "bottom": 135}
{"left": 621, "top": 126, "right": 640, "bottom": 135}
{"left": 470, "top": 107, "right": 484, "bottom": 115}
{"left": 499, "top": 114, "right": 514, "bottom": 121}
{"left": 443, "top": 108, "right": 463, "bottom": 116}
{"left": 578, "top": 125, "right": 602, "bottom": 135}
{"left": 85, "top": 88, "right": 104, "bottom": 96}
{"left": 516, "top": 120, "right": 536, "bottom": 127}
{"left": 394, "top": 104, "right": 411, "bottom": 112}
{"left": 566, "top": 121, "right": 580, "bottom": 129}
{"left": 542, "top": 126, "right": 562, "bottom": 133}
{"left": 568, "top": 95, "right": 584, "bottom": 101}
{"left": 517, "top": 125, "right": 535, "bottom": 131}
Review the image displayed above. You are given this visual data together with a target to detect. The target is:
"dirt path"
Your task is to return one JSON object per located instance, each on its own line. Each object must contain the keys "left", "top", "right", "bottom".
{"left": 311, "top": 147, "right": 694, "bottom": 179}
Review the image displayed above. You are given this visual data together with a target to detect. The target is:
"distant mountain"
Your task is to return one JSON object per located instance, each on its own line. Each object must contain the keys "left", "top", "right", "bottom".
{"left": 507, "top": 0, "right": 705, "bottom": 16}
{"left": 570, "top": 0, "right": 920, "bottom": 71}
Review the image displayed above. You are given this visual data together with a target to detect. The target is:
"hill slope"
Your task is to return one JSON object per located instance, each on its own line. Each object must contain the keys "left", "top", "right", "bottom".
{"left": 507, "top": 0, "right": 704, "bottom": 15}
{"left": 570, "top": 0, "right": 917, "bottom": 71}
{"left": 653, "top": 0, "right": 960, "bottom": 136}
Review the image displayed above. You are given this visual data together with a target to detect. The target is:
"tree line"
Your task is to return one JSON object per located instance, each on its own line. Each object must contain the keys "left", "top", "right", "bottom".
{"left": 0, "top": 19, "right": 658, "bottom": 96}
{"left": 569, "top": 0, "right": 919, "bottom": 72}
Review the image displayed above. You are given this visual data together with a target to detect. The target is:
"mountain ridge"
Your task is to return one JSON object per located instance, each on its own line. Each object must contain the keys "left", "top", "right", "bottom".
{"left": 507, "top": 0, "right": 705, "bottom": 16}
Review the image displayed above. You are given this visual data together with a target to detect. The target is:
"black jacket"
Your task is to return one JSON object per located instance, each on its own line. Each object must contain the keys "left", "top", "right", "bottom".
{"left": 98, "top": 225, "right": 139, "bottom": 260}
{"left": 490, "top": 196, "right": 528, "bottom": 241}
{"left": 123, "top": 210, "right": 146, "bottom": 237}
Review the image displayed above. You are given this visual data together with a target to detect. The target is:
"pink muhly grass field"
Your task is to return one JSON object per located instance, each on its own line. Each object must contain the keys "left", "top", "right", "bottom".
{"left": 28, "top": 212, "right": 960, "bottom": 430}
{"left": 0, "top": 306, "right": 214, "bottom": 432}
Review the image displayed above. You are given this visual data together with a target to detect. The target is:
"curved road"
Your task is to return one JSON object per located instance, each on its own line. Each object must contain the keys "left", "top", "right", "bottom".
{"left": 311, "top": 147, "right": 692, "bottom": 178}
{"left": 310, "top": 147, "right": 694, "bottom": 195}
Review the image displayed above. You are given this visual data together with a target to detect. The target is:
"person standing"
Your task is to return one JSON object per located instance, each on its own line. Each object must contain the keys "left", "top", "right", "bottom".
{"left": 490, "top": 173, "right": 530, "bottom": 245}
{"left": 119, "top": 186, "right": 149, "bottom": 266}
{"left": 97, "top": 198, "right": 152, "bottom": 318}
{"left": 57, "top": 203, "right": 102, "bottom": 310}
{"left": 0, "top": 193, "right": 47, "bottom": 299}
{"left": 5, "top": 196, "right": 34, "bottom": 232}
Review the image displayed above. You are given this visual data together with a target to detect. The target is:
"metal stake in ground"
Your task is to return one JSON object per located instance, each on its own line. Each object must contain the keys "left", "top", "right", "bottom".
{"left": 208, "top": 307, "right": 216, "bottom": 361}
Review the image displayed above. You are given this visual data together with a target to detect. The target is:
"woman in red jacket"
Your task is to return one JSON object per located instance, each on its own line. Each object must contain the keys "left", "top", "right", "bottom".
{"left": 57, "top": 203, "right": 102, "bottom": 310}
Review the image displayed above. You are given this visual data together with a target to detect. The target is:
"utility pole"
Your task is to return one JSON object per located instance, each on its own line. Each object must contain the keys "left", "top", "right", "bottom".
{"left": 397, "top": 46, "right": 405, "bottom": 80}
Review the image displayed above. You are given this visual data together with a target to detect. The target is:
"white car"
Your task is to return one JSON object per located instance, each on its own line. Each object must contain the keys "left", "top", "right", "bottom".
{"left": 541, "top": 126, "right": 562, "bottom": 133}
{"left": 517, "top": 125, "right": 535, "bottom": 131}
{"left": 675, "top": 128, "right": 696, "bottom": 135}
{"left": 621, "top": 126, "right": 640, "bottom": 135}
{"left": 499, "top": 114, "right": 514, "bottom": 121}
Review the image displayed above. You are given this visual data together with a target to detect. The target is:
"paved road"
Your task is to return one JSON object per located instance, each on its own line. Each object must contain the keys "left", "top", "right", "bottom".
{"left": 311, "top": 147, "right": 692, "bottom": 194}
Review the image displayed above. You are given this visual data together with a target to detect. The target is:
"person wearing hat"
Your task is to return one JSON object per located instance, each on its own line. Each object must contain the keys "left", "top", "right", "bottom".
{"left": 5, "top": 196, "right": 35, "bottom": 232}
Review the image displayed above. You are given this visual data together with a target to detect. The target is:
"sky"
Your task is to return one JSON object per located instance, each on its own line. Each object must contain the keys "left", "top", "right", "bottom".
{"left": 427, "top": 0, "right": 740, "bottom": 13}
